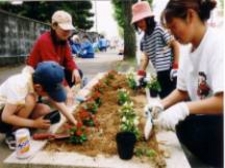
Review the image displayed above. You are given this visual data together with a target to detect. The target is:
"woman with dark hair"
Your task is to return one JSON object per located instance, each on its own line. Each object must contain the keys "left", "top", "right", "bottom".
{"left": 131, "top": 1, "right": 180, "bottom": 98}
{"left": 27, "top": 10, "right": 83, "bottom": 106}
{"left": 146, "top": 0, "right": 223, "bottom": 167}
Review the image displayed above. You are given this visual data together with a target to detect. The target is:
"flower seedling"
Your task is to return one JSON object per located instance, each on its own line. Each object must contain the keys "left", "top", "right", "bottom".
{"left": 92, "top": 83, "right": 106, "bottom": 94}
{"left": 126, "top": 70, "right": 138, "bottom": 90}
{"left": 78, "top": 109, "right": 98, "bottom": 127}
{"left": 90, "top": 91, "right": 102, "bottom": 106}
{"left": 146, "top": 75, "right": 161, "bottom": 92}
{"left": 117, "top": 88, "right": 131, "bottom": 105}
{"left": 63, "top": 122, "right": 87, "bottom": 144}
{"left": 102, "top": 70, "right": 116, "bottom": 86}
{"left": 118, "top": 102, "right": 140, "bottom": 138}
{"left": 83, "top": 99, "right": 99, "bottom": 114}
{"left": 106, "top": 70, "right": 116, "bottom": 80}
{"left": 134, "top": 147, "right": 156, "bottom": 158}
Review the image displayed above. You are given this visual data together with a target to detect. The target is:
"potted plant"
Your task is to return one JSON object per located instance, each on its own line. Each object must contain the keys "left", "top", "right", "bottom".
{"left": 146, "top": 75, "right": 161, "bottom": 98}
{"left": 116, "top": 102, "right": 140, "bottom": 160}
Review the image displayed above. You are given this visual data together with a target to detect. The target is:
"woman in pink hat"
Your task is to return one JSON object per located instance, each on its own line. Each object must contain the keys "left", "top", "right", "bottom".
{"left": 132, "top": 1, "right": 180, "bottom": 98}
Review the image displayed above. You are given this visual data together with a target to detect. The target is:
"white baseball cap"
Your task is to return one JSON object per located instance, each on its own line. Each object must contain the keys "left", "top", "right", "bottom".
{"left": 52, "top": 10, "right": 75, "bottom": 30}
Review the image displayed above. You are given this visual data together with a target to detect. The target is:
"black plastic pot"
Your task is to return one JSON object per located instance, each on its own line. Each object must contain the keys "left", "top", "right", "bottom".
{"left": 149, "top": 89, "right": 158, "bottom": 98}
{"left": 116, "top": 132, "right": 136, "bottom": 160}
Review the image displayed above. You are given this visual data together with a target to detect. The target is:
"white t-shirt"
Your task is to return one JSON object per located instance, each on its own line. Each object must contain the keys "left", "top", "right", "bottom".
{"left": 177, "top": 27, "right": 224, "bottom": 101}
{"left": 0, "top": 67, "right": 35, "bottom": 110}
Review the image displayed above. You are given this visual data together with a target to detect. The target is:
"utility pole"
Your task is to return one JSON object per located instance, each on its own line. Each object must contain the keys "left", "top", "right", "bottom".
{"left": 95, "top": 0, "right": 98, "bottom": 33}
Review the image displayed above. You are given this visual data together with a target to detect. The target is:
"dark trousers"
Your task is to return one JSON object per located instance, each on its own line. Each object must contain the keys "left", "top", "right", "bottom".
{"left": 157, "top": 70, "right": 176, "bottom": 98}
{"left": 64, "top": 69, "right": 83, "bottom": 88}
{"left": 176, "top": 115, "right": 224, "bottom": 167}
{"left": 0, "top": 110, "right": 13, "bottom": 133}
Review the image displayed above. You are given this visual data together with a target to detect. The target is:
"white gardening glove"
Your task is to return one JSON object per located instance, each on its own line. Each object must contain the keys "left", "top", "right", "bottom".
{"left": 153, "top": 102, "right": 189, "bottom": 131}
{"left": 170, "top": 63, "right": 178, "bottom": 81}
{"left": 136, "top": 70, "right": 147, "bottom": 88}
{"left": 143, "top": 100, "right": 163, "bottom": 140}
{"left": 144, "top": 100, "right": 164, "bottom": 119}
{"left": 170, "top": 69, "right": 177, "bottom": 81}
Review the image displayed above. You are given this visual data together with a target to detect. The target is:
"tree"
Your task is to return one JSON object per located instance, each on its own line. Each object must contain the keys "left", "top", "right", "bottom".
{"left": 111, "top": 0, "right": 153, "bottom": 60}
{"left": 112, "top": 0, "right": 136, "bottom": 60}
{"left": 0, "top": 1, "right": 94, "bottom": 30}
{"left": 219, "top": 0, "right": 224, "bottom": 13}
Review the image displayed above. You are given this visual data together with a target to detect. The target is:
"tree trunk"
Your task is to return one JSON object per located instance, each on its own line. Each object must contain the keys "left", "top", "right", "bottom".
{"left": 122, "top": 0, "right": 136, "bottom": 60}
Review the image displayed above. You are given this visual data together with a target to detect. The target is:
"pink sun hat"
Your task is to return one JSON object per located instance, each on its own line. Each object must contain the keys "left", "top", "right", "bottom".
{"left": 131, "top": 1, "right": 154, "bottom": 24}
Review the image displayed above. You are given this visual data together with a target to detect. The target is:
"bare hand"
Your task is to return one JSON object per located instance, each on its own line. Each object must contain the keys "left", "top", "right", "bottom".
{"left": 66, "top": 90, "right": 75, "bottom": 106}
{"left": 34, "top": 117, "right": 51, "bottom": 129}
{"left": 72, "top": 69, "right": 81, "bottom": 84}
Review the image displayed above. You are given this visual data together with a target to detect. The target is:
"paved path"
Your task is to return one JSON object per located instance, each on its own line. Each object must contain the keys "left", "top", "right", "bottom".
{"left": 0, "top": 50, "right": 124, "bottom": 84}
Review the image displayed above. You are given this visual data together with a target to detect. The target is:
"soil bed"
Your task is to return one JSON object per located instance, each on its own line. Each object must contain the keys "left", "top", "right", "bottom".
{"left": 44, "top": 71, "right": 166, "bottom": 167}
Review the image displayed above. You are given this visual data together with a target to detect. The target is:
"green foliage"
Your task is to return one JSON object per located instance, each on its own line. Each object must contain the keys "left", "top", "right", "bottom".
{"left": 66, "top": 123, "right": 88, "bottom": 144}
{"left": 111, "top": 0, "right": 153, "bottom": 59}
{"left": 117, "top": 89, "right": 131, "bottom": 105}
{"left": 146, "top": 76, "right": 161, "bottom": 92}
{"left": 134, "top": 147, "right": 156, "bottom": 158}
{"left": 126, "top": 70, "right": 137, "bottom": 90}
{"left": 119, "top": 102, "right": 140, "bottom": 138}
{"left": 111, "top": 0, "right": 135, "bottom": 59}
{"left": 0, "top": 1, "right": 94, "bottom": 30}
{"left": 83, "top": 100, "right": 99, "bottom": 114}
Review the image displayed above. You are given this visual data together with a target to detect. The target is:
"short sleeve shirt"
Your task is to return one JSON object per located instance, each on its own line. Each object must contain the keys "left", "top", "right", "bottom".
{"left": 141, "top": 24, "right": 174, "bottom": 72}
{"left": 0, "top": 67, "right": 34, "bottom": 110}
{"left": 177, "top": 28, "right": 224, "bottom": 100}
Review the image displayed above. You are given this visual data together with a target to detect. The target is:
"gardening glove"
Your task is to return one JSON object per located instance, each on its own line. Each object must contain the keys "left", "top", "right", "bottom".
{"left": 144, "top": 100, "right": 164, "bottom": 119}
{"left": 136, "top": 70, "right": 147, "bottom": 88}
{"left": 153, "top": 102, "right": 189, "bottom": 131}
{"left": 170, "top": 63, "right": 178, "bottom": 81}
{"left": 143, "top": 100, "right": 163, "bottom": 140}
